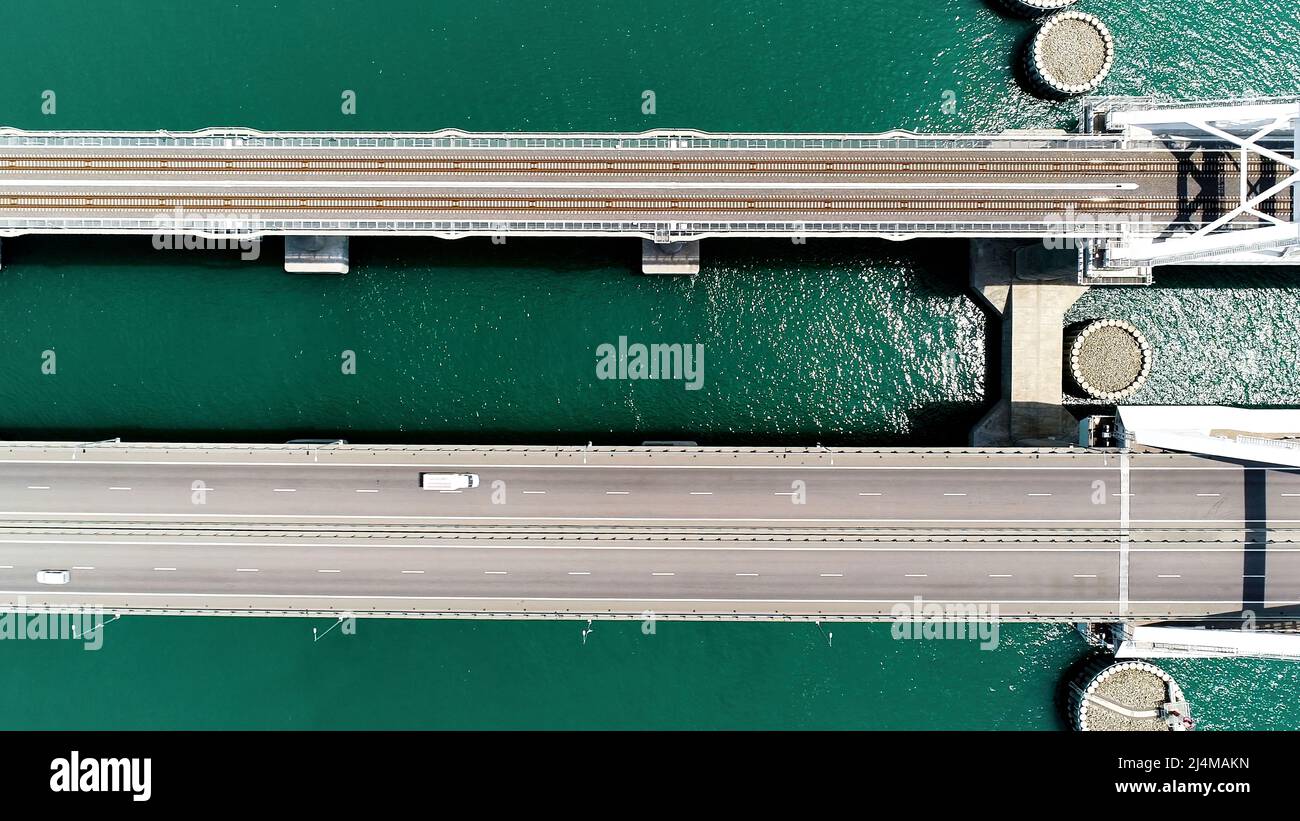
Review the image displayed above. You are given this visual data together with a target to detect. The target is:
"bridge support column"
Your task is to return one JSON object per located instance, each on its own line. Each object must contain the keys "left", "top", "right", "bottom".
{"left": 641, "top": 239, "right": 699, "bottom": 275}
{"left": 285, "top": 235, "right": 349, "bottom": 274}
{"left": 970, "top": 240, "right": 1087, "bottom": 446}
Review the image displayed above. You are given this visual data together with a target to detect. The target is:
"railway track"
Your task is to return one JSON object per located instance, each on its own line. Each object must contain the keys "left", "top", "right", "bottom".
{"left": 0, "top": 192, "right": 1287, "bottom": 215}
{"left": 0, "top": 152, "right": 1284, "bottom": 178}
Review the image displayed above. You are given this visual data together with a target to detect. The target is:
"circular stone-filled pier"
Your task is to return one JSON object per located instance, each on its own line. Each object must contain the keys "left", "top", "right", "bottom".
{"left": 1070, "top": 660, "right": 1194, "bottom": 731}
{"left": 1024, "top": 11, "right": 1115, "bottom": 97}
{"left": 997, "top": 0, "right": 1079, "bottom": 16}
{"left": 1067, "top": 319, "right": 1151, "bottom": 401}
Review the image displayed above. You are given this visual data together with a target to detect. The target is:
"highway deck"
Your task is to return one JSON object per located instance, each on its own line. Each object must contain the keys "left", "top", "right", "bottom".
{"left": 0, "top": 443, "right": 1293, "bottom": 622}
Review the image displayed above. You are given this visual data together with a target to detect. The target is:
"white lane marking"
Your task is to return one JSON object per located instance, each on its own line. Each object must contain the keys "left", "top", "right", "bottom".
{"left": 1027, "top": 493, "right": 1052, "bottom": 497}
{"left": 484, "top": 571, "right": 507, "bottom": 575}
{"left": 355, "top": 489, "right": 379, "bottom": 493}
{"left": 988, "top": 574, "right": 1013, "bottom": 578}
{"left": 1119, "top": 452, "right": 1130, "bottom": 612}
{"left": 0, "top": 588, "right": 1261, "bottom": 605}
{"left": 4, "top": 511, "right": 1255, "bottom": 523}
{"left": 0, "top": 565, "right": 12, "bottom": 569}
{"left": 235, "top": 568, "right": 259, "bottom": 572}
{"left": 943, "top": 493, "right": 967, "bottom": 497}
{"left": 567, "top": 571, "right": 591, "bottom": 576}
{"left": 1157, "top": 574, "right": 1181, "bottom": 578}
{"left": 605, "top": 491, "right": 630, "bottom": 495}
{"left": 689, "top": 491, "right": 713, "bottom": 496}
{"left": 819, "top": 573, "right": 844, "bottom": 578}
{"left": 400, "top": 570, "right": 425, "bottom": 574}
{"left": 0, "top": 538, "right": 1263, "bottom": 554}
{"left": 651, "top": 572, "right": 675, "bottom": 576}
{"left": 72, "top": 565, "right": 94, "bottom": 570}
{"left": 273, "top": 488, "right": 296, "bottom": 493}
{"left": 109, "top": 487, "right": 132, "bottom": 491}
{"left": 317, "top": 569, "right": 341, "bottom": 573}
{"left": 858, "top": 492, "right": 883, "bottom": 496}
{"left": 25, "top": 486, "right": 49, "bottom": 490}
{"left": 152, "top": 567, "right": 177, "bottom": 571}
{"left": 773, "top": 492, "right": 798, "bottom": 497}
{"left": 1284, "top": 493, "right": 1300, "bottom": 497}
{"left": 1196, "top": 493, "right": 1221, "bottom": 497}
{"left": 1074, "top": 574, "right": 1097, "bottom": 578}
{"left": 735, "top": 572, "right": 759, "bottom": 577}
{"left": 904, "top": 574, "right": 928, "bottom": 578}
{"left": 0, "top": 457, "right": 1270, "bottom": 470}
{"left": 521, "top": 490, "right": 546, "bottom": 495}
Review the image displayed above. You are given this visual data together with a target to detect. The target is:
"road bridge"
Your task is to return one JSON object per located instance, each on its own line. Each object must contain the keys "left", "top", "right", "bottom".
{"left": 0, "top": 442, "right": 1293, "bottom": 622}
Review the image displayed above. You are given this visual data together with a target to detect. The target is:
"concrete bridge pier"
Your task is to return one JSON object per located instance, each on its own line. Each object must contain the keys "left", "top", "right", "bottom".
{"left": 641, "top": 239, "right": 700, "bottom": 274}
{"left": 970, "top": 239, "right": 1087, "bottom": 446}
{"left": 285, "top": 235, "right": 349, "bottom": 274}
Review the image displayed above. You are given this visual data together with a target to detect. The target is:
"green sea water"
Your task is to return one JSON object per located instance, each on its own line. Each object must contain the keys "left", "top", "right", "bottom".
{"left": 0, "top": 0, "right": 1297, "bottom": 729}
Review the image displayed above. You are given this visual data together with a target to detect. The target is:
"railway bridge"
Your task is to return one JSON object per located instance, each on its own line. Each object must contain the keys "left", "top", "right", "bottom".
{"left": 0, "top": 96, "right": 1293, "bottom": 281}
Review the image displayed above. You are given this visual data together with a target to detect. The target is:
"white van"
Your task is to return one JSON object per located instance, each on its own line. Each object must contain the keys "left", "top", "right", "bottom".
{"left": 36, "top": 569, "right": 71, "bottom": 585}
{"left": 419, "top": 472, "right": 479, "bottom": 491}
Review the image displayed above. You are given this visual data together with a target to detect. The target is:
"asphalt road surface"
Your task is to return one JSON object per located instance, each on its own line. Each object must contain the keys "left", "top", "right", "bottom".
{"left": 0, "top": 444, "right": 1293, "bottom": 620}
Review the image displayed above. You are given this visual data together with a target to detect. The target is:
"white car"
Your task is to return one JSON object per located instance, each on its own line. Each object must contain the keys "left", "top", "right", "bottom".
{"left": 36, "top": 569, "right": 70, "bottom": 585}
{"left": 419, "top": 472, "right": 479, "bottom": 491}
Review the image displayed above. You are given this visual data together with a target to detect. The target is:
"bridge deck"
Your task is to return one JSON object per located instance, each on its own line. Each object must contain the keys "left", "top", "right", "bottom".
{"left": 0, "top": 141, "right": 1289, "bottom": 238}
{"left": 0, "top": 444, "right": 1293, "bottom": 621}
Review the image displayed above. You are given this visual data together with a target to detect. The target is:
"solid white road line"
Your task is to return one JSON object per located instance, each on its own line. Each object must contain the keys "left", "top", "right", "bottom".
{"left": 109, "top": 487, "right": 132, "bottom": 491}
{"left": 0, "top": 510, "right": 1248, "bottom": 524}
{"left": 0, "top": 457, "right": 1265, "bottom": 471}
{"left": 0, "top": 537, "right": 1247, "bottom": 553}
{"left": 1119, "top": 452, "right": 1131, "bottom": 612}
{"left": 235, "top": 568, "right": 259, "bottom": 572}
{"left": 0, "top": 588, "right": 1258, "bottom": 605}
{"left": 273, "top": 488, "right": 296, "bottom": 493}
{"left": 400, "top": 570, "right": 425, "bottom": 574}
